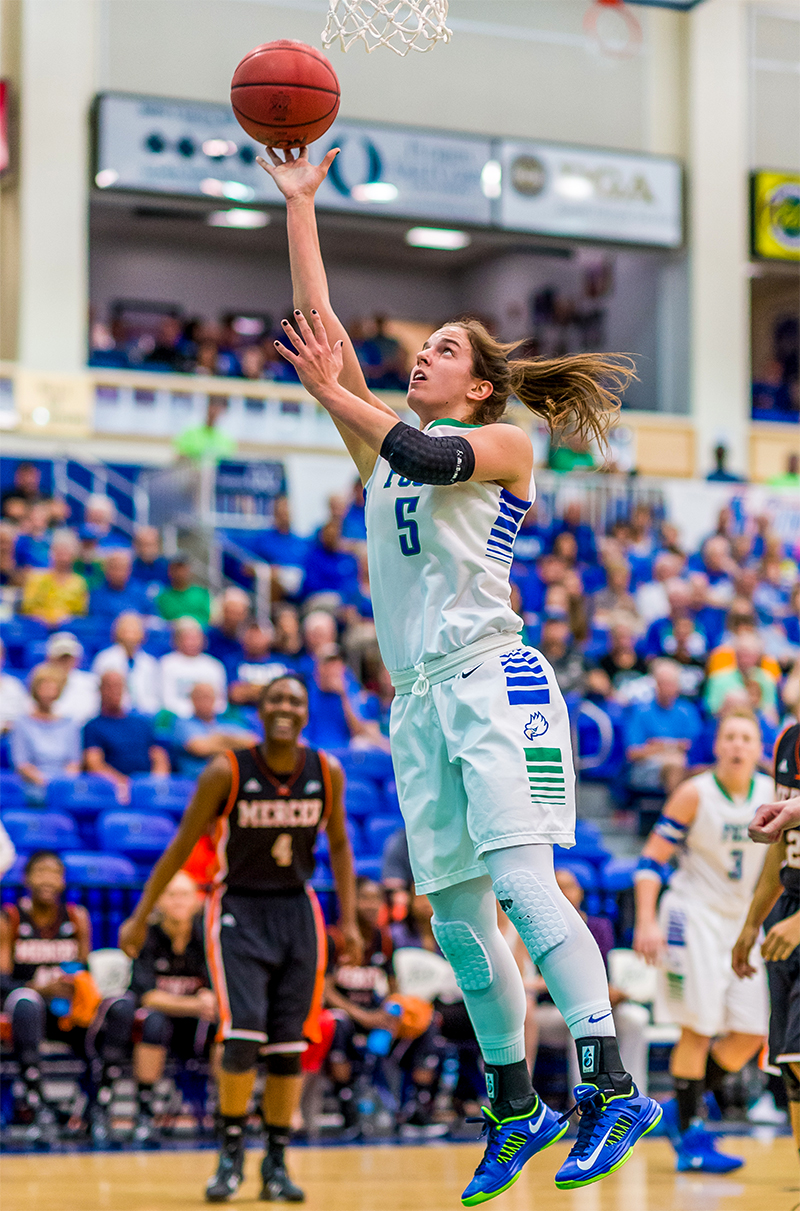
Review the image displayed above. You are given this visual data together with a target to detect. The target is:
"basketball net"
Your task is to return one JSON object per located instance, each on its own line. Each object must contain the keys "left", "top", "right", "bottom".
{"left": 322, "top": 0, "right": 451, "bottom": 55}
{"left": 583, "top": 0, "right": 642, "bottom": 58}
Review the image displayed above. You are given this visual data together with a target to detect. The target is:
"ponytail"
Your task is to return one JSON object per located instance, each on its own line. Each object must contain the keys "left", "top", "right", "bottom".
{"left": 454, "top": 317, "right": 636, "bottom": 452}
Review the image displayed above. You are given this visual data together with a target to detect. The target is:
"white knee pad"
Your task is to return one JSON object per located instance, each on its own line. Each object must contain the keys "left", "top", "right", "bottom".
{"left": 431, "top": 919, "right": 493, "bottom": 991}
{"left": 493, "top": 870, "right": 568, "bottom": 962}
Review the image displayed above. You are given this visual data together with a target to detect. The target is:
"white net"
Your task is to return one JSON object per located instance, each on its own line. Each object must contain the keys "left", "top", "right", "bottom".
{"left": 323, "top": 0, "right": 451, "bottom": 55}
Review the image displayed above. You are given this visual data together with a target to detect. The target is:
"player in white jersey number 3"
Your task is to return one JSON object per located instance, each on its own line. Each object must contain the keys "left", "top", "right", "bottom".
{"left": 258, "top": 145, "right": 661, "bottom": 1202}
{"left": 634, "top": 710, "right": 771, "bottom": 1173}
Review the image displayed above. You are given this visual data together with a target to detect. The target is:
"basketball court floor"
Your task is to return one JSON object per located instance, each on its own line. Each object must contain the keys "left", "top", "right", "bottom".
{"left": 3, "top": 1136, "right": 797, "bottom": 1211}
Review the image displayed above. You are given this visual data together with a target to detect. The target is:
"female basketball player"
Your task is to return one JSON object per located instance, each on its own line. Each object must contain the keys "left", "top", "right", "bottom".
{"left": 258, "top": 145, "right": 661, "bottom": 1201}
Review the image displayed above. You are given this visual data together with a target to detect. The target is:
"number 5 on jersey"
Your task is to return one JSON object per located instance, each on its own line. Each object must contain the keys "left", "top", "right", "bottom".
{"left": 395, "top": 497, "right": 421, "bottom": 557}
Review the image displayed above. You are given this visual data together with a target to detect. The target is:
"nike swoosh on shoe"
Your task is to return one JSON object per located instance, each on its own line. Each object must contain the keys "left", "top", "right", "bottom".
{"left": 575, "top": 1125, "right": 615, "bottom": 1171}
{"left": 528, "top": 1102, "right": 548, "bottom": 1134}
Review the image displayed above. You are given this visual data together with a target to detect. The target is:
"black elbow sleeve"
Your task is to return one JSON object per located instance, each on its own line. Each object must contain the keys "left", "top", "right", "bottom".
{"left": 380, "top": 422, "right": 476, "bottom": 486}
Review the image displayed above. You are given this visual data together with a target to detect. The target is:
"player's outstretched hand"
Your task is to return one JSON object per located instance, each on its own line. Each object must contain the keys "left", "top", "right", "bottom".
{"left": 275, "top": 309, "right": 344, "bottom": 401}
{"left": 256, "top": 145, "right": 339, "bottom": 203}
{"left": 761, "top": 914, "right": 800, "bottom": 964}
{"left": 632, "top": 919, "right": 663, "bottom": 966}
{"left": 118, "top": 915, "right": 148, "bottom": 958}
{"left": 749, "top": 796, "right": 800, "bottom": 844}
{"left": 732, "top": 925, "right": 759, "bottom": 979}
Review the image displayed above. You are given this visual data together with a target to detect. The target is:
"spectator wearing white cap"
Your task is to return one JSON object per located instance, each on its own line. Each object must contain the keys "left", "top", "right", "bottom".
{"left": 159, "top": 617, "right": 227, "bottom": 720}
{"left": 46, "top": 633, "right": 100, "bottom": 725}
{"left": 91, "top": 612, "right": 162, "bottom": 716}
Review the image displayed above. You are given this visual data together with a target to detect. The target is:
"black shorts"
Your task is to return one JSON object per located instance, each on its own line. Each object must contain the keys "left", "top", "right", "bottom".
{"left": 205, "top": 887, "right": 325, "bottom": 1050}
{"left": 137, "top": 1009, "right": 215, "bottom": 1060}
{"left": 766, "top": 892, "right": 800, "bottom": 1066}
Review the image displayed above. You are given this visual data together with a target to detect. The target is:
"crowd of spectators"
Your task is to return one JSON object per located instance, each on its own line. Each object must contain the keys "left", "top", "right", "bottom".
{"left": 2, "top": 460, "right": 799, "bottom": 810}
{"left": 89, "top": 312, "right": 409, "bottom": 392}
{"left": 2, "top": 455, "right": 799, "bottom": 1143}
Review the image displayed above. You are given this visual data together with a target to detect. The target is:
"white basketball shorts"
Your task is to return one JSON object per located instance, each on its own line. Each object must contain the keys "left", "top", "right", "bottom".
{"left": 655, "top": 888, "right": 769, "bottom": 1037}
{"left": 389, "top": 645, "right": 576, "bottom": 894}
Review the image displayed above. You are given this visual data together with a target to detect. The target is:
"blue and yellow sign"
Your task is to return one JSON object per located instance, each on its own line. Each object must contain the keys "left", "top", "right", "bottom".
{"left": 752, "top": 171, "right": 800, "bottom": 262}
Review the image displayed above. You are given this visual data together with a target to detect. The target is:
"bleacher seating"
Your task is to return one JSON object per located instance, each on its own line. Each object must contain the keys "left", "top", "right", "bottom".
{"left": 97, "top": 811, "right": 176, "bottom": 872}
{"left": 1, "top": 809, "right": 81, "bottom": 853}
{"left": 129, "top": 776, "right": 195, "bottom": 815}
{"left": 0, "top": 773, "right": 28, "bottom": 808}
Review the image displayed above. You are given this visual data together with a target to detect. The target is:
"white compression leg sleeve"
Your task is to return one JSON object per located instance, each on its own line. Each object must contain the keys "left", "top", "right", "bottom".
{"left": 428, "top": 875, "right": 528, "bottom": 1065}
{"left": 483, "top": 844, "right": 616, "bottom": 1041}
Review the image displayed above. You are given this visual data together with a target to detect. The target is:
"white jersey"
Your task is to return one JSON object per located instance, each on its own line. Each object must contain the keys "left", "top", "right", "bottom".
{"left": 365, "top": 419, "right": 532, "bottom": 674}
{"left": 668, "top": 770, "right": 772, "bottom": 918}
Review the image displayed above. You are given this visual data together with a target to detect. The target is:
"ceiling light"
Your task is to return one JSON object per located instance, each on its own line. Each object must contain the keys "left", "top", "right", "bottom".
{"left": 554, "top": 173, "right": 594, "bottom": 201}
{"left": 207, "top": 209, "right": 269, "bottom": 229}
{"left": 351, "top": 182, "right": 399, "bottom": 203}
{"left": 32, "top": 407, "right": 50, "bottom": 426}
{"left": 405, "top": 227, "right": 471, "bottom": 251}
{"left": 481, "top": 160, "right": 502, "bottom": 199}
{"left": 95, "top": 169, "right": 119, "bottom": 188}
{"left": 202, "top": 139, "right": 238, "bottom": 158}
{"left": 200, "top": 178, "right": 255, "bottom": 202}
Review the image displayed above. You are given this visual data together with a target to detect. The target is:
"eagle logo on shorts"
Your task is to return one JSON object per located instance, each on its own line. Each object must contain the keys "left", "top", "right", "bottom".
{"left": 524, "top": 711, "right": 549, "bottom": 740}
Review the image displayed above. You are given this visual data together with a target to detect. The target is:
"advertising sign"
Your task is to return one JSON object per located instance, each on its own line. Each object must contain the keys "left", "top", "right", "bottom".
{"left": 93, "top": 93, "right": 492, "bottom": 224}
{"left": 498, "top": 140, "right": 683, "bottom": 247}
{"left": 752, "top": 171, "right": 800, "bottom": 262}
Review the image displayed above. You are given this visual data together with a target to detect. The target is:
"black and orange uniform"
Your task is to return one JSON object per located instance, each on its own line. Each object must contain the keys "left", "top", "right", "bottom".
{"left": 766, "top": 724, "right": 800, "bottom": 1068}
{"left": 131, "top": 913, "right": 215, "bottom": 1059}
{"left": 0, "top": 898, "right": 91, "bottom": 1083}
{"left": 205, "top": 745, "right": 331, "bottom": 1052}
{"left": 327, "top": 923, "right": 395, "bottom": 1063}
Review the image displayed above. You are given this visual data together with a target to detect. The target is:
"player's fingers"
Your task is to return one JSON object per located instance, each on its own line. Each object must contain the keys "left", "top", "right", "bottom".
{"left": 299, "top": 146, "right": 309, "bottom": 161}
{"left": 308, "top": 309, "right": 330, "bottom": 347}
{"left": 280, "top": 318, "right": 305, "bottom": 350}
{"left": 274, "top": 340, "right": 298, "bottom": 363}
{"left": 293, "top": 308, "right": 317, "bottom": 345}
{"left": 263, "top": 147, "right": 283, "bottom": 167}
{"left": 320, "top": 147, "right": 340, "bottom": 174}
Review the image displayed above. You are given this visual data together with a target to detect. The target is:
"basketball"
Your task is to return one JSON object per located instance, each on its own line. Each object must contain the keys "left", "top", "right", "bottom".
{"left": 230, "top": 39, "right": 341, "bottom": 149}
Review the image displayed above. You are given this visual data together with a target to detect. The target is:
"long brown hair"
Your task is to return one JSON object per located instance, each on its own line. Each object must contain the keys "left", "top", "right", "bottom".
{"left": 453, "top": 317, "right": 636, "bottom": 452}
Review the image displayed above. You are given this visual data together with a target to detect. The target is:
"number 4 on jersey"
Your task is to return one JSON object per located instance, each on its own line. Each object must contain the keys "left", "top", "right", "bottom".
{"left": 271, "top": 833, "right": 293, "bottom": 868}
{"left": 395, "top": 497, "right": 421, "bottom": 556}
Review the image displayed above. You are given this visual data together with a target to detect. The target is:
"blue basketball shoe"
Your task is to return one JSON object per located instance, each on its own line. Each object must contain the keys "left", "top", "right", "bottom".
{"left": 553, "top": 1083, "right": 663, "bottom": 1190}
{"left": 675, "top": 1124, "right": 744, "bottom": 1173}
{"left": 461, "top": 1096, "right": 568, "bottom": 1206}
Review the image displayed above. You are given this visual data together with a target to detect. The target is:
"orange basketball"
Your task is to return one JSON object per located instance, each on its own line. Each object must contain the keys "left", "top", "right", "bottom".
{"left": 230, "top": 39, "right": 341, "bottom": 150}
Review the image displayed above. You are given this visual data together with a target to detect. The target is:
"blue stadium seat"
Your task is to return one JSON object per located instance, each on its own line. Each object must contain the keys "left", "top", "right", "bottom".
{"left": 0, "top": 618, "right": 48, "bottom": 669}
{"left": 47, "top": 775, "right": 118, "bottom": 811}
{"left": 344, "top": 778, "right": 380, "bottom": 822}
{"left": 314, "top": 831, "right": 330, "bottom": 863}
{"left": 59, "top": 618, "right": 112, "bottom": 658}
{"left": 63, "top": 851, "right": 137, "bottom": 886}
{"left": 354, "top": 857, "right": 383, "bottom": 881}
{"left": 142, "top": 629, "right": 173, "bottom": 658}
{"left": 3, "top": 852, "right": 29, "bottom": 886}
{"left": 0, "top": 772, "right": 29, "bottom": 807}
{"left": 334, "top": 748, "right": 394, "bottom": 788}
{"left": 363, "top": 816, "right": 400, "bottom": 858}
{"left": 346, "top": 820, "right": 366, "bottom": 856}
{"left": 601, "top": 857, "right": 638, "bottom": 894}
{"left": 1, "top": 809, "right": 80, "bottom": 852}
{"left": 97, "top": 811, "right": 176, "bottom": 862}
{"left": 130, "top": 775, "right": 195, "bottom": 815}
{"left": 383, "top": 781, "right": 401, "bottom": 817}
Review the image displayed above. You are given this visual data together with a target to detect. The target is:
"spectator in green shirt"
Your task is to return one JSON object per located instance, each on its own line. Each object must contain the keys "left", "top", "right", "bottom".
{"left": 174, "top": 398, "right": 236, "bottom": 464}
{"left": 547, "top": 435, "right": 595, "bottom": 474}
{"left": 768, "top": 453, "right": 800, "bottom": 489}
{"left": 156, "top": 555, "right": 211, "bottom": 626}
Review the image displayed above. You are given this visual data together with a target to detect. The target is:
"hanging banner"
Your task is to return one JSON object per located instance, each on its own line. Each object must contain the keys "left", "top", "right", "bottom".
{"left": 752, "top": 171, "right": 800, "bottom": 262}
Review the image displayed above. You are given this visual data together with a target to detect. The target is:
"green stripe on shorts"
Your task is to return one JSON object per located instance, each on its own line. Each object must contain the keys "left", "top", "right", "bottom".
{"left": 525, "top": 747, "right": 566, "bottom": 805}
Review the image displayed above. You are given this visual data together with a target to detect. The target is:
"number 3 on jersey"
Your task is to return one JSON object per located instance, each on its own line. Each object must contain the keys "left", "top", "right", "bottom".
{"left": 395, "top": 497, "right": 421, "bottom": 557}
